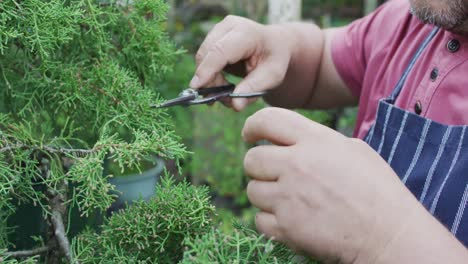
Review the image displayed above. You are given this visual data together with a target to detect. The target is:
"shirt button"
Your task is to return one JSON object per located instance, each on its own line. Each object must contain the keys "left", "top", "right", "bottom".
{"left": 415, "top": 101, "right": 423, "bottom": 115}
{"left": 430, "top": 68, "right": 439, "bottom": 81}
{"left": 447, "top": 39, "right": 461, "bottom": 53}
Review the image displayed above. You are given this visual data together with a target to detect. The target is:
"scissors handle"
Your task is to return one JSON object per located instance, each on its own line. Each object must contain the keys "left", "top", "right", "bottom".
{"left": 230, "top": 91, "right": 267, "bottom": 98}
{"left": 198, "top": 83, "right": 267, "bottom": 98}
{"left": 153, "top": 83, "right": 268, "bottom": 108}
{"left": 191, "top": 84, "right": 267, "bottom": 105}
{"left": 197, "top": 83, "right": 235, "bottom": 96}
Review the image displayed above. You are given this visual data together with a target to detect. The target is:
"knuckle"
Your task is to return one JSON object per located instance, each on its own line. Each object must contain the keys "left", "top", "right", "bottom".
{"left": 275, "top": 217, "right": 289, "bottom": 239}
{"left": 255, "top": 107, "right": 282, "bottom": 121}
{"left": 243, "top": 148, "right": 257, "bottom": 172}
{"left": 254, "top": 212, "right": 263, "bottom": 231}
{"left": 195, "top": 51, "right": 204, "bottom": 64}
{"left": 289, "top": 161, "right": 305, "bottom": 177}
{"left": 246, "top": 180, "right": 256, "bottom": 199}
{"left": 287, "top": 157, "right": 308, "bottom": 178}
{"left": 249, "top": 111, "right": 267, "bottom": 129}
{"left": 244, "top": 114, "right": 257, "bottom": 130}
{"left": 223, "top": 15, "right": 238, "bottom": 23}
{"left": 209, "top": 41, "right": 225, "bottom": 57}
{"left": 194, "top": 67, "right": 207, "bottom": 80}
{"left": 248, "top": 108, "right": 277, "bottom": 129}
{"left": 240, "top": 79, "right": 255, "bottom": 92}
{"left": 255, "top": 213, "right": 272, "bottom": 238}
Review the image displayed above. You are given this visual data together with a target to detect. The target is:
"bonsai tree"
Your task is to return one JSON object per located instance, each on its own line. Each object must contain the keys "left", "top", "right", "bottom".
{"left": 72, "top": 176, "right": 317, "bottom": 263}
{"left": 0, "top": 0, "right": 186, "bottom": 262}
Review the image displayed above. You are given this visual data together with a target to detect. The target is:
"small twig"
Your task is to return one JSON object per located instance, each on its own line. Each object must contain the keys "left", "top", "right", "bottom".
{"left": 41, "top": 158, "right": 76, "bottom": 264}
{"left": 4, "top": 245, "right": 53, "bottom": 258}
{"left": 0, "top": 142, "right": 126, "bottom": 156}
{"left": 50, "top": 209, "right": 73, "bottom": 263}
{"left": 91, "top": 85, "right": 121, "bottom": 105}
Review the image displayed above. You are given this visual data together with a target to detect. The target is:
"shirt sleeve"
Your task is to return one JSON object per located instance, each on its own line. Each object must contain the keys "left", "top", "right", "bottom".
{"left": 331, "top": 0, "right": 409, "bottom": 98}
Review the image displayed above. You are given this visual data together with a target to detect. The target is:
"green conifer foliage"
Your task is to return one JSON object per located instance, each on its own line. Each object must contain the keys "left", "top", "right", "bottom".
{"left": 181, "top": 225, "right": 318, "bottom": 264}
{"left": 72, "top": 176, "right": 313, "bottom": 264}
{"left": 72, "top": 176, "right": 215, "bottom": 263}
{"left": 0, "top": 0, "right": 186, "bottom": 261}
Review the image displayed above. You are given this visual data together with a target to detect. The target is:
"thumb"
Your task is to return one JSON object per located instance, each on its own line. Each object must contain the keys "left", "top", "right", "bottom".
{"left": 232, "top": 57, "right": 288, "bottom": 111}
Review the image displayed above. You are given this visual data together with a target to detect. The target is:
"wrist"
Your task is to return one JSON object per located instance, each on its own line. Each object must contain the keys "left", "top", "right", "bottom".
{"left": 350, "top": 177, "right": 426, "bottom": 264}
{"left": 353, "top": 207, "right": 418, "bottom": 264}
{"left": 354, "top": 193, "right": 468, "bottom": 264}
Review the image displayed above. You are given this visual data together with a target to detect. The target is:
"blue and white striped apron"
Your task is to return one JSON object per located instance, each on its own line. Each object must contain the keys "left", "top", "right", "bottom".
{"left": 364, "top": 27, "right": 468, "bottom": 246}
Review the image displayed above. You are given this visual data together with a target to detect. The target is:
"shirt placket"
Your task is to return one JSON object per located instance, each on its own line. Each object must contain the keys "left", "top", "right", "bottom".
{"left": 411, "top": 33, "right": 468, "bottom": 117}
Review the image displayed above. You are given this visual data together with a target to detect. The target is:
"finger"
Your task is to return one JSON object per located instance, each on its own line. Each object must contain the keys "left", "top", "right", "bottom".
{"left": 195, "top": 18, "right": 234, "bottom": 66}
{"left": 242, "top": 107, "right": 311, "bottom": 145}
{"left": 247, "top": 180, "right": 279, "bottom": 213}
{"left": 191, "top": 30, "right": 257, "bottom": 89}
{"left": 232, "top": 55, "right": 289, "bottom": 111}
{"left": 219, "top": 97, "right": 233, "bottom": 108}
{"left": 232, "top": 98, "right": 257, "bottom": 112}
{"left": 244, "top": 145, "right": 284, "bottom": 181}
{"left": 255, "top": 211, "right": 284, "bottom": 241}
{"left": 210, "top": 71, "right": 229, "bottom": 88}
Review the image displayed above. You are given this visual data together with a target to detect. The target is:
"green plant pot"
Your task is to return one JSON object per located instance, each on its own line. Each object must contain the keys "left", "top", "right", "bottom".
{"left": 108, "top": 158, "right": 165, "bottom": 210}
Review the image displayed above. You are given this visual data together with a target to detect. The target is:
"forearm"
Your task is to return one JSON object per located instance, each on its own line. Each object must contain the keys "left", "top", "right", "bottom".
{"left": 358, "top": 194, "right": 468, "bottom": 264}
{"left": 374, "top": 207, "right": 468, "bottom": 264}
{"left": 263, "top": 22, "right": 324, "bottom": 109}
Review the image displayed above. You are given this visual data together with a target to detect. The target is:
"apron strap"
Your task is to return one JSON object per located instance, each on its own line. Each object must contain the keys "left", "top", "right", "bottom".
{"left": 387, "top": 27, "right": 440, "bottom": 103}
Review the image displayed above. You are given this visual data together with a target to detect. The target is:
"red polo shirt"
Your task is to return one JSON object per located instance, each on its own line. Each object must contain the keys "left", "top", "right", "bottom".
{"left": 332, "top": 0, "right": 468, "bottom": 139}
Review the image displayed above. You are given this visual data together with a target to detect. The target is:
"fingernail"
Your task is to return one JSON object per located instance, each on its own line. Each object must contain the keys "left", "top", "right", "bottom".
{"left": 190, "top": 75, "right": 200, "bottom": 88}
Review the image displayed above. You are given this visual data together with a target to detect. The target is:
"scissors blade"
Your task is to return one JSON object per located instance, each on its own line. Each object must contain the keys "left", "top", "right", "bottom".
{"left": 189, "top": 91, "right": 233, "bottom": 105}
{"left": 150, "top": 94, "right": 197, "bottom": 109}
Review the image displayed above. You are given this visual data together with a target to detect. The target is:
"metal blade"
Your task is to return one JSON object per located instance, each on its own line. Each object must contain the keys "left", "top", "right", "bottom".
{"left": 150, "top": 93, "right": 197, "bottom": 109}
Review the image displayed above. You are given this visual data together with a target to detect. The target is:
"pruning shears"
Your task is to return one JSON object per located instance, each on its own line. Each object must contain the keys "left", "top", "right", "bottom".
{"left": 151, "top": 83, "right": 267, "bottom": 109}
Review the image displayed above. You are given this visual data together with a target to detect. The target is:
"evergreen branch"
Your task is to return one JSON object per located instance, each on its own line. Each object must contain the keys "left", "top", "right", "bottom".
{"left": 50, "top": 210, "right": 73, "bottom": 263}
{"left": 0, "top": 142, "right": 123, "bottom": 156}
{"left": 90, "top": 84, "right": 121, "bottom": 105}
{"left": 41, "top": 158, "right": 75, "bottom": 264}
{"left": 4, "top": 244, "right": 54, "bottom": 258}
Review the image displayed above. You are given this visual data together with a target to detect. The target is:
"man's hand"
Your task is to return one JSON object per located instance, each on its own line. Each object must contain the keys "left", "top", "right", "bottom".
{"left": 191, "top": 15, "right": 291, "bottom": 111}
{"left": 243, "top": 107, "right": 468, "bottom": 263}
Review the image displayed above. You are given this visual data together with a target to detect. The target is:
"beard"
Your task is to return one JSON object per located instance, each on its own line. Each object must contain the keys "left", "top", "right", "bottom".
{"left": 409, "top": 0, "right": 468, "bottom": 32}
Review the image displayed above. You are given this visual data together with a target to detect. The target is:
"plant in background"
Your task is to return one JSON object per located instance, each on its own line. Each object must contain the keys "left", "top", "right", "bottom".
{"left": 0, "top": 0, "right": 186, "bottom": 262}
